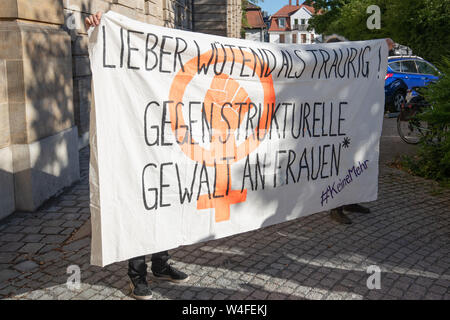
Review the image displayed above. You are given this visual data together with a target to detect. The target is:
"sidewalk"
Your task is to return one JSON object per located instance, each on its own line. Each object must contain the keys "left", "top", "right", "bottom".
{"left": 0, "top": 145, "right": 449, "bottom": 300}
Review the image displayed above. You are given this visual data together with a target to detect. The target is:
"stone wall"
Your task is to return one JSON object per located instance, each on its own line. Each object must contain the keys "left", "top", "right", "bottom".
{"left": 63, "top": 0, "right": 194, "bottom": 148}
{"left": 0, "top": 0, "right": 241, "bottom": 220}
{"left": 227, "top": 0, "right": 241, "bottom": 38}
{"left": 0, "top": 0, "right": 79, "bottom": 218}
{"left": 193, "top": 0, "right": 241, "bottom": 38}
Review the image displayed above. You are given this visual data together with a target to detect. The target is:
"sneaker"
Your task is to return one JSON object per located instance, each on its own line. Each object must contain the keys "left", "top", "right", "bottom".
{"left": 152, "top": 264, "right": 190, "bottom": 283}
{"left": 130, "top": 278, "right": 153, "bottom": 300}
{"left": 330, "top": 208, "right": 352, "bottom": 225}
{"left": 343, "top": 203, "right": 371, "bottom": 214}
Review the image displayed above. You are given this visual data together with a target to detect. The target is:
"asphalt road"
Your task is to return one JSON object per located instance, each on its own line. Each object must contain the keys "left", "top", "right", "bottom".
{"left": 379, "top": 116, "right": 418, "bottom": 165}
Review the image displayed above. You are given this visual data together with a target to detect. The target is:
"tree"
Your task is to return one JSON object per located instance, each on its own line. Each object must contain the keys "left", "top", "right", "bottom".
{"left": 307, "top": 0, "right": 450, "bottom": 64}
{"left": 306, "top": 0, "right": 450, "bottom": 183}
{"left": 407, "top": 57, "right": 450, "bottom": 183}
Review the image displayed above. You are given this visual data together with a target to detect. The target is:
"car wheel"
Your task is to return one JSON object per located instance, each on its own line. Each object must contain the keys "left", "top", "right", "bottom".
{"left": 393, "top": 91, "right": 406, "bottom": 112}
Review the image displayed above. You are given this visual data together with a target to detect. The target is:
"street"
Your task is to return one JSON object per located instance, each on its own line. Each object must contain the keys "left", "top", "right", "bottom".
{"left": 0, "top": 117, "right": 449, "bottom": 300}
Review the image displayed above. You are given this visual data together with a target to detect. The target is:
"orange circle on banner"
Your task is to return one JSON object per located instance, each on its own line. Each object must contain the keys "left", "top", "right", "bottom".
{"left": 168, "top": 48, "right": 276, "bottom": 166}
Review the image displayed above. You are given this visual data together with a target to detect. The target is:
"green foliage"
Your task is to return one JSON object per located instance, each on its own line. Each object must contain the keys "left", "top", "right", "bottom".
{"left": 307, "top": 0, "right": 389, "bottom": 39}
{"left": 402, "top": 137, "right": 450, "bottom": 184}
{"left": 242, "top": 0, "right": 251, "bottom": 30}
{"left": 418, "top": 57, "right": 450, "bottom": 128}
{"left": 402, "top": 57, "right": 450, "bottom": 183}
{"left": 385, "top": 0, "right": 450, "bottom": 64}
{"left": 241, "top": 0, "right": 264, "bottom": 38}
{"left": 308, "top": 0, "right": 450, "bottom": 64}
{"left": 306, "top": 1, "right": 450, "bottom": 183}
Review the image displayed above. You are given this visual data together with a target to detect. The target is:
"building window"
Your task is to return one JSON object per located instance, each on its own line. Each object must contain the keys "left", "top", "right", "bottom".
{"left": 301, "top": 19, "right": 306, "bottom": 25}
{"left": 292, "top": 34, "right": 297, "bottom": 43}
{"left": 175, "top": 4, "right": 183, "bottom": 29}
{"left": 311, "top": 34, "right": 315, "bottom": 43}
{"left": 165, "top": 0, "right": 192, "bottom": 30}
{"left": 294, "top": 18, "right": 298, "bottom": 27}
{"left": 278, "top": 18, "right": 286, "bottom": 28}
{"left": 301, "top": 34, "right": 306, "bottom": 43}
{"left": 280, "top": 34, "right": 285, "bottom": 43}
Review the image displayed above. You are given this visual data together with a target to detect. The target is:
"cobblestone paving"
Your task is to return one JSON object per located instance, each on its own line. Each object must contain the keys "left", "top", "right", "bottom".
{"left": 0, "top": 147, "right": 449, "bottom": 300}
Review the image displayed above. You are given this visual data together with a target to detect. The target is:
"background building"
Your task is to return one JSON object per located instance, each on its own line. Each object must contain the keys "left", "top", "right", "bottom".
{"left": 194, "top": 0, "right": 241, "bottom": 38}
{"left": 243, "top": 2, "right": 267, "bottom": 42}
{"left": 0, "top": 0, "right": 241, "bottom": 220}
{"left": 268, "top": 0, "right": 321, "bottom": 44}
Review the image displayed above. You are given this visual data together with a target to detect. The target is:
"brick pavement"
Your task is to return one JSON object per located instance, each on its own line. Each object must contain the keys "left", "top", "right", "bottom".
{"left": 0, "top": 146, "right": 449, "bottom": 300}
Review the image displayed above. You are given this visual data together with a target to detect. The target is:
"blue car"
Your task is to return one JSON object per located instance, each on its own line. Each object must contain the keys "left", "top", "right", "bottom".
{"left": 384, "top": 56, "right": 441, "bottom": 111}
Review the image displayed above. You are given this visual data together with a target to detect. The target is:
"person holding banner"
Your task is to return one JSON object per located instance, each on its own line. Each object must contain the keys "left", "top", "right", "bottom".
{"left": 325, "top": 36, "right": 394, "bottom": 225}
{"left": 85, "top": 11, "right": 394, "bottom": 299}
{"left": 85, "top": 11, "right": 189, "bottom": 301}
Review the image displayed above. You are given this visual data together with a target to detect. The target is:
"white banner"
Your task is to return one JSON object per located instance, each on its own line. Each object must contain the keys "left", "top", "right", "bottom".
{"left": 88, "top": 11, "right": 388, "bottom": 266}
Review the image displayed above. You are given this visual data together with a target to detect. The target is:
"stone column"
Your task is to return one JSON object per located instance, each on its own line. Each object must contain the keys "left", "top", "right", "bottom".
{"left": 0, "top": 0, "right": 80, "bottom": 217}
{"left": 193, "top": 0, "right": 227, "bottom": 36}
{"left": 0, "top": 55, "right": 14, "bottom": 219}
{"left": 192, "top": 0, "right": 241, "bottom": 38}
{"left": 63, "top": 0, "right": 166, "bottom": 151}
{"left": 62, "top": 0, "right": 192, "bottom": 152}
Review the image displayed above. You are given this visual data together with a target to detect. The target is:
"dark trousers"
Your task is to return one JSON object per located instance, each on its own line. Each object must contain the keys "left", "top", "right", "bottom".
{"left": 128, "top": 250, "right": 169, "bottom": 282}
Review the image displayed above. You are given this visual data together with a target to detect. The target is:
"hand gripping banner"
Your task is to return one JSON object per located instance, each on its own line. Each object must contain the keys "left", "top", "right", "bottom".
{"left": 88, "top": 11, "right": 388, "bottom": 266}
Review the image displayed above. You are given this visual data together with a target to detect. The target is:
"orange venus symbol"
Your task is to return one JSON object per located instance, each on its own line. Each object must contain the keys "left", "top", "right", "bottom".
{"left": 168, "top": 48, "right": 276, "bottom": 222}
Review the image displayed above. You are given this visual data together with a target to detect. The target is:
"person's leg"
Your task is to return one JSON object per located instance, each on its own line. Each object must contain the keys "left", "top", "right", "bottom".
{"left": 151, "top": 251, "right": 189, "bottom": 283}
{"left": 150, "top": 250, "right": 170, "bottom": 271}
{"left": 128, "top": 255, "right": 147, "bottom": 282}
{"left": 329, "top": 206, "right": 352, "bottom": 224}
{"left": 128, "top": 255, "right": 152, "bottom": 300}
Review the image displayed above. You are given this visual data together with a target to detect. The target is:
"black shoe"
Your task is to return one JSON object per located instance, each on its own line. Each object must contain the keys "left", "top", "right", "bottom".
{"left": 152, "top": 264, "right": 190, "bottom": 283}
{"left": 330, "top": 208, "right": 352, "bottom": 225}
{"left": 129, "top": 278, "right": 152, "bottom": 300}
{"left": 343, "top": 203, "right": 371, "bottom": 214}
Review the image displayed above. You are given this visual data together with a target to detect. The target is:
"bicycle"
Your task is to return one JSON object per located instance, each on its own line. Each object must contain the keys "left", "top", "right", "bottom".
{"left": 397, "top": 90, "right": 431, "bottom": 144}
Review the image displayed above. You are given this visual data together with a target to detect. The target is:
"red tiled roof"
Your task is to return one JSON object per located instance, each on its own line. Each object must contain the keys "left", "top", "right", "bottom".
{"left": 269, "top": 17, "right": 291, "bottom": 32}
{"left": 300, "top": 4, "right": 317, "bottom": 14}
{"left": 246, "top": 2, "right": 260, "bottom": 10}
{"left": 269, "top": 2, "right": 319, "bottom": 31}
{"left": 245, "top": 2, "right": 266, "bottom": 29}
{"left": 272, "top": 1, "right": 317, "bottom": 17}
{"left": 272, "top": 5, "right": 300, "bottom": 18}
{"left": 246, "top": 8, "right": 266, "bottom": 29}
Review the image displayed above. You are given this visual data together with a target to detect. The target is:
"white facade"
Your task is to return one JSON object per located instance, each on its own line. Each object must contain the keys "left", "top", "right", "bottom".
{"left": 268, "top": 6, "right": 321, "bottom": 44}
{"left": 291, "top": 7, "right": 312, "bottom": 26}
{"left": 245, "top": 29, "right": 264, "bottom": 42}
{"left": 290, "top": 7, "right": 316, "bottom": 43}
{"left": 269, "top": 32, "right": 292, "bottom": 44}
